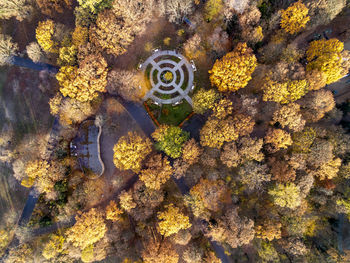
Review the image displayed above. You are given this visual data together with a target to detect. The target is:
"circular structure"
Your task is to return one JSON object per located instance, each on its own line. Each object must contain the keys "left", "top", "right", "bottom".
{"left": 140, "top": 50, "right": 194, "bottom": 105}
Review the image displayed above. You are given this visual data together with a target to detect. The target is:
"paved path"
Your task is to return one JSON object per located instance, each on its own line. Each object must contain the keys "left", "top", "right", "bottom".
{"left": 141, "top": 50, "right": 194, "bottom": 106}
{"left": 10, "top": 56, "right": 59, "bottom": 74}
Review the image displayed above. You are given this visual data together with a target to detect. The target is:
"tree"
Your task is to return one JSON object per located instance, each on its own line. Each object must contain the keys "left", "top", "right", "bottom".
{"left": 142, "top": 239, "right": 179, "bottom": 263}
{"left": 209, "top": 43, "right": 257, "bottom": 92}
{"left": 255, "top": 220, "right": 282, "bottom": 241}
{"left": 183, "top": 244, "right": 203, "bottom": 263}
{"left": 152, "top": 125, "right": 189, "bottom": 158}
{"left": 90, "top": 0, "right": 153, "bottom": 56}
{"left": 280, "top": 1, "right": 310, "bottom": 34}
{"left": 57, "top": 97, "right": 100, "bottom": 125}
{"left": 189, "top": 178, "right": 229, "bottom": 213}
{"left": 207, "top": 26, "right": 230, "bottom": 55}
{"left": 0, "top": 34, "right": 18, "bottom": 66}
{"left": 66, "top": 208, "right": 107, "bottom": 249}
{"left": 224, "top": 0, "right": 249, "bottom": 15}
{"left": 119, "top": 190, "right": 137, "bottom": 211}
{"left": 271, "top": 103, "right": 306, "bottom": 132}
{"left": 291, "top": 127, "right": 317, "bottom": 153}
{"left": 72, "top": 26, "right": 89, "bottom": 47}
{"left": 306, "top": 38, "right": 350, "bottom": 84}
{"left": 36, "top": 0, "right": 72, "bottom": 16}
{"left": 182, "top": 139, "right": 203, "bottom": 165}
{"left": 173, "top": 159, "right": 190, "bottom": 179}
{"left": 159, "top": 0, "right": 194, "bottom": 24}
{"left": 26, "top": 42, "right": 45, "bottom": 63}
{"left": 264, "top": 128, "right": 292, "bottom": 150}
{"left": 77, "top": 0, "right": 113, "bottom": 14}
{"left": 129, "top": 181, "right": 164, "bottom": 221}
{"left": 5, "top": 244, "right": 33, "bottom": 263}
{"left": 206, "top": 207, "right": 255, "bottom": 248}
{"left": 238, "top": 136, "right": 264, "bottom": 163}
{"left": 211, "top": 98, "right": 233, "bottom": 119}
{"left": 268, "top": 157, "right": 296, "bottom": 183}
{"left": 262, "top": 78, "right": 309, "bottom": 104}
{"left": 220, "top": 141, "right": 240, "bottom": 168}
{"left": 106, "top": 200, "right": 123, "bottom": 221}
{"left": 192, "top": 88, "right": 220, "bottom": 114}
{"left": 311, "top": 157, "right": 341, "bottom": 180}
{"left": 157, "top": 204, "right": 191, "bottom": 237}
{"left": 0, "top": 229, "right": 10, "bottom": 256}
{"left": 139, "top": 154, "right": 173, "bottom": 190}
{"left": 0, "top": 0, "right": 33, "bottom": 21}
{"left": 23, "top": 159, "right": 50, "bottom": 188}
{"left": 204, "top": 0, "right": 223, "bottom": 21}
{"left": 257, "top": 241, "right": 280, "bottom": 263}
{"left": 36, "top": 20, "right": 59, "bottom": 53}
{"left": 268, "top": 183, "right": 302, "bottom": 209}
{"left": 238, "top": 162, "right": 271, "bottom": 191}
{"left": 305, "top": 70, "right": 327, "bottom": 91}
{"left": 57, "top": 45, "right": 77, "bottom": 66}
{"left": 42, "top": 234, "right": 65, "bottom": 260}
{"left": 183, "top": 34, "right": 205, "bottom": 60}
{"left": 113, "top": 131, "right": 152, "bottom": 173}
{"left": 200, "top": 117, "right": 239, "bottom": 148}
{"left": 56, "top": 53, "right": 108, "bottom": 102}
{"left": 107, "top": 69, "right": 147, "bottom": 102}
{"left": 232, "top": 113, "right": 255, "bottom": 137}
{"left": 34, "top": 161, "right": 66, "bottom": 195}
{"left": 298, "top": 90, "right": 335, "bottom": 122}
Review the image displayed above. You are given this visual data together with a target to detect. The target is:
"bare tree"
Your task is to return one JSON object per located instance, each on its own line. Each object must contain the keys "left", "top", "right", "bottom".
{"left": 0, "top": 34, "right": 18, "bottom": 66}
{"left": 0, "top": 0, "right": 34, "bottom": 21}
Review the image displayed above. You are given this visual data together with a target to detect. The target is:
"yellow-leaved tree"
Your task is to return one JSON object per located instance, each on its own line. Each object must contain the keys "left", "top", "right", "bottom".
{"left": 280, "top": 1, "right": 310, "bottom": 34}
{"left": 268, "top": 183, "right": 302, "bottom": 209}
{"left": 105, "top": 200, "right": 123, "bottom": 221}
{"left": 119, "top": 190, "right": 137, "bottom": 211}
{"left": 264, "top": 128, "right": 292, "bottom": 150}
{"left": 22, "top": 159, "right": 50, "bottom": 188}
{"left": 42, "top": 234, "right": 65, "bottom": 260}
{"left": 36, "top": 19, "right": 58, "bottom": 53}
{"left": 262, "top": 77, "right": 309, "bottom": 104}
{"left": 157, "top": 204, "right": 192, "bottom": 237}
{"left": 66, "top": 208, "right": 107, "bottom": 250}
{"left": 56, "top": 53, "right": 108, "bottom": 102}
{"left": 113, "top": 131, "right": 152, "bottom": 173}
{"left": 306, "top": 38, "right": 350, "bottom": 84}
{"left": 209, "top": 42, "right": 257, "bottom": 92}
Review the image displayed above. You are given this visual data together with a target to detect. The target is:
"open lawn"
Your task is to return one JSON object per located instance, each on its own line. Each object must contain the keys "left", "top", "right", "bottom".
{"left": 146, "top": 99, "right": 193, "bottom": 126}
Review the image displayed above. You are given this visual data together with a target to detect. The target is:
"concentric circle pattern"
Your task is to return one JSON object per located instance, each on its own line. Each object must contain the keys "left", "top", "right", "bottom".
{"left": 141, "top": 50, "right": 194, "bottom": 105}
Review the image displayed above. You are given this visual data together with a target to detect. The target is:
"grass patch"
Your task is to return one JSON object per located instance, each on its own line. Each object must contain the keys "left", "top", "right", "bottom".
{"left": 146, "top": 100, "right": 193, "bottom": 126}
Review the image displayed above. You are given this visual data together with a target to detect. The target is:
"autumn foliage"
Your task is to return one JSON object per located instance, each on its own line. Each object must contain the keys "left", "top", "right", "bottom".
{"left": 56, "top": 53, "right": 108, "bottom": 102}
{"left": 157, "top": 204, "right": 191, "bottom": 237}
{"left": 280, "top": 1, "right": 310, "bottom": 34}
{"left": 209, "top": 43, "right": 257, "bottom": 92}
{"left": 113, "top": 132, "right": 152, "bottom": 173}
